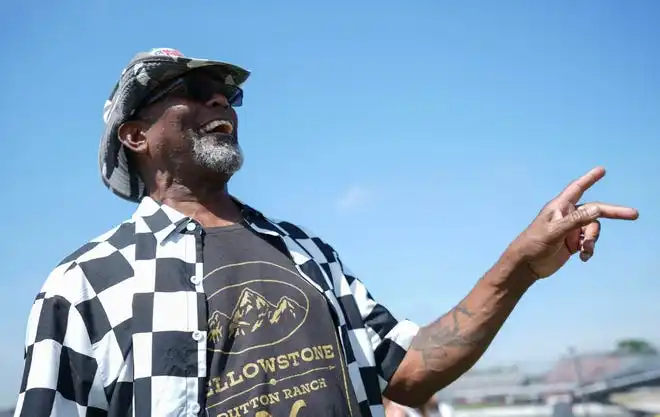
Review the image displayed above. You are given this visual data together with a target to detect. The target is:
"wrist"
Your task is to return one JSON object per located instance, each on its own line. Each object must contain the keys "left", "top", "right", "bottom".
{"left": 484, "top": 247, "right": 538, "bottom": 292}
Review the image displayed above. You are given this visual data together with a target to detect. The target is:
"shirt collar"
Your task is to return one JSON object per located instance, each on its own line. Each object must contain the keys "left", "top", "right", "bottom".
{"left": 132, "top": 196, "right": 320, "bottom": 294}
{"left": 132, "top": 195, "right": 268, "bottom": 245}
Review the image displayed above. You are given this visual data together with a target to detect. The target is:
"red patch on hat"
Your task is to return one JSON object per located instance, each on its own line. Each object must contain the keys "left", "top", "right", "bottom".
{"left": 150, "top": 48, "right": 184, "bottom": 57}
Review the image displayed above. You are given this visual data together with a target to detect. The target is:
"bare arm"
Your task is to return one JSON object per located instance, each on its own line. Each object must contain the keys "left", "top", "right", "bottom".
{"left": 384, "top": 249, "right": 535, "bottom": 406}
{"left": 384, "top": 167, "right": 639, "bottom": 406}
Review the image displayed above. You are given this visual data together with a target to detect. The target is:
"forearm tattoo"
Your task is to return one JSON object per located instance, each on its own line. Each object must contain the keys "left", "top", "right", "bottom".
{"left": 410, "top": 302, "right": 490, "bottom": 372}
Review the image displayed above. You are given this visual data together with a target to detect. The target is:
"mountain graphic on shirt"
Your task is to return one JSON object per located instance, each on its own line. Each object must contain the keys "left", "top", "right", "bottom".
{"left": 208, "top": 287, "right": 305, "bottom": 343}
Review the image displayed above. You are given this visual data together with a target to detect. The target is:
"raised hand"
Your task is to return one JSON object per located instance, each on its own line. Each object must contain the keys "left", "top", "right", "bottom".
{"left": 511, "top": 166, "right": 639, "bottom": 279}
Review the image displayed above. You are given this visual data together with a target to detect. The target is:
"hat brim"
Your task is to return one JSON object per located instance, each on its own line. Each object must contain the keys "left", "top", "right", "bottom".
{"left": 142, "top": 57, "right": 251, "bottom": 95}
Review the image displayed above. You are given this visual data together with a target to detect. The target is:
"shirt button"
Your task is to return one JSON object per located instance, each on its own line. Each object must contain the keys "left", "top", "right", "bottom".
{"left": 190, "top": 276, "right": 201, "bottom": 285}
{"left": 189, "top": 403, "right": 201, "bottom": 414}
{"left": 192, "top": 330, "right": 204, "bottom": 342}
{"left": 186, "top": 222, "right": 197, "bottom": 232}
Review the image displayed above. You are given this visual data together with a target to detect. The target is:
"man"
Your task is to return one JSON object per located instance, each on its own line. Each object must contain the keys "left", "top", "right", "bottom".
{"left": 14, "top": 48, "right": 638, "bottom": 417}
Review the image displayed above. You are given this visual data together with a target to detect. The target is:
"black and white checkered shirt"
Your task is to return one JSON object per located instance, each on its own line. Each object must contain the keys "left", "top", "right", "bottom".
{"left": 15, "top": 197, "right": 419, "bottom": 417}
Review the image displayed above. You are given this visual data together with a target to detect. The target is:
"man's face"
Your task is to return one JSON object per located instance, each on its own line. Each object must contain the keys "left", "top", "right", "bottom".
{"left": 128, "top": 68, "right": 244, "bottom": 180}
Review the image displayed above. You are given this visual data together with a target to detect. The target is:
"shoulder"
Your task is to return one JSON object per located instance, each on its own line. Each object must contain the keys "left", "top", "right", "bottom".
{"left": 264, "top": 215, "right": 340, "bottom": 263}
{"left": 57, "top": 219, "right": 137, "bottom": 267}
{"left": 40, "top": 219, "right": 137, "bottom": 305}
{"left": 270, "top": 217, "right": 323, "bottom": 242}
{"left": 239, "top": 200, "right": 353, "bottom": 275}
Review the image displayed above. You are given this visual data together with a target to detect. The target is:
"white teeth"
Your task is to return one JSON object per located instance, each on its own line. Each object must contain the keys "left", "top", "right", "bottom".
{"left": 201, "top": 119, "right": 233, "bottom": 134}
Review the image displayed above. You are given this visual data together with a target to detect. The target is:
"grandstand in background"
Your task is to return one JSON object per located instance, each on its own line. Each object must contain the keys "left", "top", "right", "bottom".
{"left": 437, "top": 352, "right": 660, "bottom": 407}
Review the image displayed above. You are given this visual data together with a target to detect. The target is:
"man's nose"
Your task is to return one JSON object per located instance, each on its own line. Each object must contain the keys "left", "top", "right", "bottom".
{"left": 205, "top": 93, "right": 230, "bottom": 108}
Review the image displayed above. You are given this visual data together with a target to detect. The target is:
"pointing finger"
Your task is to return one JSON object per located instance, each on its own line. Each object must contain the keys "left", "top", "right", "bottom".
{"left": 551, "top": 202, "right": 638, "bottom": 238}
{"left": 556, "top": 167, "right": 606, "bottom": 205}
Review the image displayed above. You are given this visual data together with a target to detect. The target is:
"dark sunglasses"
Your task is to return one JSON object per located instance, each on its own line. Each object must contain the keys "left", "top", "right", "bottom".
{"left": 141, "top": 72, "right": 244, "bottom": 110}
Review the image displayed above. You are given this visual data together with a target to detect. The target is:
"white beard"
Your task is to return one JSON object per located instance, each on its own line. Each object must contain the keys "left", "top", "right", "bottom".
{"left": 190, "top": 132, "right": 244, "bottom": 177}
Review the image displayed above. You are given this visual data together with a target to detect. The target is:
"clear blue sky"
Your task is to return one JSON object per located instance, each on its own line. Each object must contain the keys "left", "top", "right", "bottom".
{"left": 1, "top": 0, "right": 659, "bottom": 408}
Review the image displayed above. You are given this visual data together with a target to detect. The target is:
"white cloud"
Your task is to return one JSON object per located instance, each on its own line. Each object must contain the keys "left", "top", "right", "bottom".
{"left": 336, "top": 185, "right": 371, "bottom": 212}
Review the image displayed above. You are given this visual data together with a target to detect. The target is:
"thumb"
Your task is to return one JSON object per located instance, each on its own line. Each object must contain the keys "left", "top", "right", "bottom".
{"left": 550, "top": 204, "right": 600, "bottom": 239}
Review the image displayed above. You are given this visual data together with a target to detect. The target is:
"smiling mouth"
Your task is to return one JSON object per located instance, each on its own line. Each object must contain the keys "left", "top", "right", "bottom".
{"left": 199, "top": 119, "right": 234, "bottom": 135}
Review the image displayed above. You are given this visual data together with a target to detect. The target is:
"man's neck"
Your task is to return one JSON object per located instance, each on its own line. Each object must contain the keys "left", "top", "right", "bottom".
{"left": 149, "top": 178, "right": 243, "bottom": 228}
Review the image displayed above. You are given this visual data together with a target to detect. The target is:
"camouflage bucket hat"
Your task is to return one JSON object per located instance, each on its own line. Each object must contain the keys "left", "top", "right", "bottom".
{"left": 99, "top": 48, "right": 250, "bottom": 202}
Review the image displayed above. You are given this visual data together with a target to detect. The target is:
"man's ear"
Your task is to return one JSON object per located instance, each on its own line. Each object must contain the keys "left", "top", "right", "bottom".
{"left": 118, "top": 121, "right": 149, "bottom": 154}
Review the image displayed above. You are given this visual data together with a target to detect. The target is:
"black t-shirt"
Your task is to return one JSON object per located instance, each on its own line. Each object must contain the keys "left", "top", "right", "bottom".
{"left": 202, "top": 223, "right": 363, "bottom": 417}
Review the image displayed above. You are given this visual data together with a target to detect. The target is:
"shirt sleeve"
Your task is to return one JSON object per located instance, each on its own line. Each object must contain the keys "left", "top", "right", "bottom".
{"left": 14, "top": 264, "right": 108, "bottom": 417}
{"left": 331, "top": 249, "right": 420, "bottom": 389}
